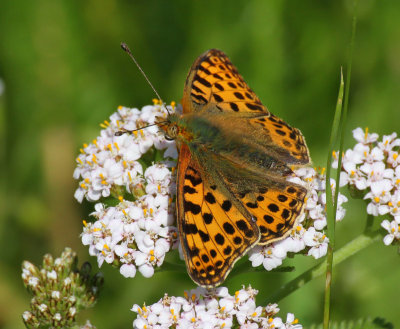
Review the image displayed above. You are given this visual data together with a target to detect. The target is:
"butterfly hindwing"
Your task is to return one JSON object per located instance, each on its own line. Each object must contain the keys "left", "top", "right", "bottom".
{"left": 238, "top": 180, "right": 307, "bottom": 244}
{"left": 182, "top": 49, "right": 268, "bottom": 114}
{"left": 203, "top": 152, "right": 308, "bottom": 246}
{"left": 176, "top": 144, "right": 260, "bottom": 287}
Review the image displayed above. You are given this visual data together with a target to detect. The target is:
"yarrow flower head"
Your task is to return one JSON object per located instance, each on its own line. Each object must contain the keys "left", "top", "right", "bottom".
{"left": 131, "top": 286, "right": 302, "bottom": 329}
{"left": 333, "top": 127, "right": 400, "bottom": 246}
{"left": 74, "top": 102, "right": 177, "bottom": 203}
{"left": 21, "top": 248, "right": 102, "bottom": 328}
{"left": 75, "top": 102, "right": 179, "bottom": 280}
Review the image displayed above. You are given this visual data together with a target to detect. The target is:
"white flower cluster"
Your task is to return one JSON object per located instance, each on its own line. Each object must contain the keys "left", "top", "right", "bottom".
{"left": 74, "top": 102, "right": 177, "bottom": 203}
{"left": 81, "top": 167, "right": 178, "bottom": 278}
{"left": 248, "top": 168, "right": 348, "bottom": 271}
{"left": 131, "top": 286, "right": 302, "bottom": 329}
{"left": 74, "top": 103, "right": 178, "bottom": 279}
{"left": 333, "top": 127, "right": 400, "bottom": 246}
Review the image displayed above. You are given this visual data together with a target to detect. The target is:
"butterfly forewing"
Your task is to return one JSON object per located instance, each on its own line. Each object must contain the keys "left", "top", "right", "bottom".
{"left": 176, "top": 144, "right": 259, "bottom": 287}
{"left": 182, "top": 49, "right": 268, "bottom": 114}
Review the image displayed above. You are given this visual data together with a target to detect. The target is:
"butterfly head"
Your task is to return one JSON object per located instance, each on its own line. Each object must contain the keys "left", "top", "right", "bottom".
{"left": 164, "top": 122, "right": 179, "bottom": 141}
{"left": 156, "top": 114, "right": 194, "bottom": 143}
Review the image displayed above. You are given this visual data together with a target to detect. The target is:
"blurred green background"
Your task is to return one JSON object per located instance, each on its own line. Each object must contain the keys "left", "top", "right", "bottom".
{"left": 1, "top": 0, "right": 400, "bottom": 328}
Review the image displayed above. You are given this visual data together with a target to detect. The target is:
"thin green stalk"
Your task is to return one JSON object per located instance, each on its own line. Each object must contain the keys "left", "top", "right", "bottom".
{"left": 323, "top": 2, "right": 359, "bottom": 328}
{"left": 325, "top": 69, "right": 344, "bottom": 247}
{"left": 323, "top": 69, "right": 344, "bottom": 329}
{"left": 265, "top": 232, "right": 381, "bottom": 304}
{"left": 333, "top": 0, "right": 359, "bottom": 212}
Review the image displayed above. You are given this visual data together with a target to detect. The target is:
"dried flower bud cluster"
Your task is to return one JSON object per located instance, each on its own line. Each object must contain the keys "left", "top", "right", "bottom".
{"left": 132, "top": 286, "right": 302, "bottom": 329}
{"left": 21, "top": 248, "right": 102, "bottom": 328}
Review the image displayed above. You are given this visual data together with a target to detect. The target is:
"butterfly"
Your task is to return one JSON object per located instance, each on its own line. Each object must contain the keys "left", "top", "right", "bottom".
{"left": 158, "top": 49, "right": 310, "bottom": 288}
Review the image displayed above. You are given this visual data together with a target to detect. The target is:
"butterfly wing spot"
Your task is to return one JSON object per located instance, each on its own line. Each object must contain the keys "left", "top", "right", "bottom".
{"left": 184, "top": 200, "right": 201, "bottom": 215}
{"left": 263, "top": 215, "right": 274, "bottom": 224}
{"left": 221, "top": 200, "right": 232, "bottom": 211}
{"left": 267, "top": 203, "right": 279, "bottom": 212}
{"left": 224, "top": 246, "right": 232, "bottom": 255}
{"left": 215, "top": 233, "right": 225, "bottom": 245}
{"left": 203, "top": 212, "right": 213, "bottom": 224}
{"left": 198, "top": 230, "right": 210, "bottom": 242}
{"left": 183, "top": 185, "right": 197, "bottom": 194}
{"left": 205, "top": 192, "right": 216, "bottom": 204}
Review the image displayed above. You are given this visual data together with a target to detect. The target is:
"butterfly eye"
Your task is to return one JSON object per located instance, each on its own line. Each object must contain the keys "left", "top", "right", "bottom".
{"left": 166, "top": 124, "right": 178, "bottom": 140}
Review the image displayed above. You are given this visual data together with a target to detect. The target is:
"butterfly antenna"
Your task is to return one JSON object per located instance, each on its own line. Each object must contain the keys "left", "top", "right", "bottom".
{"left": 120, "top": 42, "right": 171, "bottom": 115}
{"left": 115, "top": 121, "right": 168, "bottom": 136}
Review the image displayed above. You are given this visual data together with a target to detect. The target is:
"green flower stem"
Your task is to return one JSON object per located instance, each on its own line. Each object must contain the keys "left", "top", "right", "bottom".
{"left": 364, "top": 214, "right": 374, "bottom": 233}
{"left": 265, "top": 231, "right": 381, "bottom": 304}
{"left": 323, "top": 63, "right": 345, "bottom": 329}
{"left": 323, "top": 66, "right": 344, "bottom": 329}
{"left": 323, "top": 1, "right": 359, "bottom": 327}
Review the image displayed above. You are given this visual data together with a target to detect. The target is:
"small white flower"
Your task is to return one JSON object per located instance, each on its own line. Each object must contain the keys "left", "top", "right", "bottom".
{"left": 53, "top": 313, "right": 62, "bottom": 321}
{"left": 38, "top": 304, "right": 48, "bottom": 312}
{"left": 381, "top": 219, "right": 400, "bottom": 245}
{"left": 138, "top": 263, "right": 155, "bottom": 278}
{"left": 47, "top": 270, "right": 57, "bottom": 280}
{"left": 303, "top": 227, "right": 329, "bottom": 259}
{"left": 364, "top": 179, "right": 393, "bottom": 216}
{"left": 51, "top": 290, "right": 60, "bottom": 300}
{"left": 387, "top": 151, "right": 400, "bottom": 168}
{"left": 283, "top": 313, "right": 302, "bottom": 329}
{"left": 353, "top": 127, "right": 379, "bottom": 144}
{"left": 378, "top": 133, "right": 400, "bottom": 153}
{"left": 120, "top": 264, "right": 137, "bottom": 278}
{"left": 265, "top": 303, "right": 280, "bottom": 315}
{"left": 28, "top": 277, "right": 39, "bottom": 288}
{"left": 69, "top": 307, "right": 76, "bottom": 317}
{"left": 22, "top": 311, "right": 33, "bottom": 321}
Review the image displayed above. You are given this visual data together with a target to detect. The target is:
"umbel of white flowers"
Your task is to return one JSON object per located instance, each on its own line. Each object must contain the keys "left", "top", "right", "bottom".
{"left": 332, "top": 127, "right": 400, "bottom": 244}
{"left": 131, "top": 285, "right": 302, "bottom": 329}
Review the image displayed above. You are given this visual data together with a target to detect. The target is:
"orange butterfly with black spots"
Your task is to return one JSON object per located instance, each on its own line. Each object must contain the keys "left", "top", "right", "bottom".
{"left": 158, "top": 49, "right": 310, "bottom": 288}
